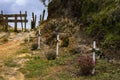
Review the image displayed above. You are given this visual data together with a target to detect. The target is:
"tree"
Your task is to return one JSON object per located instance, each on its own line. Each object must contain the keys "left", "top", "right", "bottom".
{"left": 39, "top": 0, "right": 52, "bottom": 7}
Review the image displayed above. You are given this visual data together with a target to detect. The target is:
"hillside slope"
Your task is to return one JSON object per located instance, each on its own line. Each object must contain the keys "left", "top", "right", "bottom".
{"left": 41, "top": 0, "right": 120, "bottom": 59}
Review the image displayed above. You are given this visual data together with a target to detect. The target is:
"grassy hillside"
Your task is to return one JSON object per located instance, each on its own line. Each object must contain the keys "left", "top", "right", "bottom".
{"left": 41, "top": 0, "right": 120, "bottom": 58}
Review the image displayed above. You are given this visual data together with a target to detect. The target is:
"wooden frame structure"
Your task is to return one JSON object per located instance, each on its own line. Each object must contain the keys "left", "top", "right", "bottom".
{"left": 0, "top": 11, "right": 28, "bottom": 32}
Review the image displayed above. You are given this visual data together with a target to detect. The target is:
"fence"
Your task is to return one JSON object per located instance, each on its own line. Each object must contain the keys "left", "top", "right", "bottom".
{"left": 0, "top": 11, "right": 28, "bottom": 32}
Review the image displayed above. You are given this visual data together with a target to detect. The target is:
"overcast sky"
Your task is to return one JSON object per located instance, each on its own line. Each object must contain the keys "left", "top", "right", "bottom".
{"left": 0, "top": 0, "right": 47, "bottom": 29}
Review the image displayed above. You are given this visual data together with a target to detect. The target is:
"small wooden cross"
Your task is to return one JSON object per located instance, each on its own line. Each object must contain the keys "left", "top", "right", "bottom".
{"left": 92, "top": 41, "right": 99, "bottom": 74}
{"left": 38, "top": 29, "right": 41, "bottom": 49}
{"left": 56, "top": 34, "right": 59, "bottom": 58}
{"left": 92, "top": 41, "right": 99, "bottom": 63}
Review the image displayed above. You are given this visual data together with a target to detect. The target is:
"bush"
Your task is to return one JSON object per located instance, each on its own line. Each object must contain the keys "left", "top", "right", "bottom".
{"left": 31, "top": 43, "right": 38, "bottom": 50}
{"left": 45, "top": 50, "right": 56, "bottom": 60}
{"left": 69, "top": 47, "right": 81, "bottom": 55}
{"left": 77, "top": 55, "right": 95, "bottom": 75}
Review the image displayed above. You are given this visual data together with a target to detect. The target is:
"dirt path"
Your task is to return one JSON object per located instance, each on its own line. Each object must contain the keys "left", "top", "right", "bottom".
{"left": 0, "top": 32, "right": 28, "bottom": 60}
{"left": 0, "top": 32, "right": 30, "bottom": 80}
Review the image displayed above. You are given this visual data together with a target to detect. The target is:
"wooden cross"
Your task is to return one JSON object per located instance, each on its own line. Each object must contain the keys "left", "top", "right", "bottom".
{"left": 92, "top": 41, "right": 99, "bottom": 63}
{"left": 38, "top": 29, "right": 41, "bottom": 49}
{"left": 92, "top": 41, "right": 99, "bottom": 74}
{"left": 56, "top": 34, "right": 59, "bottom": 58}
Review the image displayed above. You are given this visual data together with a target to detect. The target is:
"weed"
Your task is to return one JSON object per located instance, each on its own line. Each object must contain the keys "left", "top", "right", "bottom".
{"left": 4, "top": 58, "right": 20, "bottom": 67}
{"left": 31, "top": 43, "right": 38, "bottom": 50}
{"left": 45, "top": 50, "right": 56, "bottom": 60}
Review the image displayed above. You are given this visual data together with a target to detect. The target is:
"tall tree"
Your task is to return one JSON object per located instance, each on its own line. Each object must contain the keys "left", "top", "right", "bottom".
{"left": 39, "top": 0, "right": 52, "bottom": 6}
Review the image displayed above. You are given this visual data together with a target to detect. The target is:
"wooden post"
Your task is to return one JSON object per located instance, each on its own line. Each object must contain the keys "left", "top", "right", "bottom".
{"left": 35, "top": 15, "right": 37, "bottom": 28}
{"left": 42, "top": 10, "right": 45, "bottom": 21}
{"left": 39, "top": 15, "right": 42, "bottom": 26}
{"left": 92, "top": 41, "right": 99, "bottom": 74}
{"left": 14, "top": 15, "right": 17, "bottom": 32}
{"left": 24, "top": 11, "right": 27, "bottom": 31}
{"left": 20, "top": 11, "right": 23, "bottom": 32}
{"left": 93, "top": 41, "right": 96, "bottom": 62}
{"left": 1, "top": 10, "right": 3, "bottom": 14}
{"left": 56, "top": 34, "right": 59, "bottom": 58}
{"left": 38, "top": 29, "right": 41, "bottom": 49}
{"left": 31, "top": 12, "right": 35, "bottom": 29}
{"left": 5, "top": 16, "right": 8, "bottom": 32}
{"left": 32, "top": 12, "right": 34, "bottom": 22}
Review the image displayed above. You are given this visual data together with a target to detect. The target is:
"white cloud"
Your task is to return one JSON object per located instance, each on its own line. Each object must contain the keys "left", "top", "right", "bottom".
{"left": 0, "top": 0, "right": 13, "bottom": 5}
{"left": 0, "top": 0, "right": 47, "bottom": 28}
{"left": 15, "top": 0, "right": 27, "bottom": 6}
{"left": 2, "top": 0, "right": 14, "bottom": 3}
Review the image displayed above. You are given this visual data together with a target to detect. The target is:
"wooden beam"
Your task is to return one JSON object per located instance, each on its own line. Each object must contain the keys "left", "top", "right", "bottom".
{"left": 14, "top": 15, "right": 17, "bottom": 32}
{"left": 2, "top": 14, "right": 27, "bottom": 17}
{"left": 20, "top": 11, "right": 23, "bottom": 31}
{"left": 24, "top": 11, "right": 27, "bottom": 31}
{"left": 0, "top": 20, "right": 28, "bottom": 22}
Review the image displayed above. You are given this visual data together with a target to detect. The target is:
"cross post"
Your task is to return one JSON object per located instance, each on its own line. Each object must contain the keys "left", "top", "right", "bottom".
{"left": 92, "top": 41, "right": 99, "bottom": 74}
{"left": 56, "top": 34, "right": 59, "bottom": 58}
{"left": 38, "top": 29, "right": 41, "bottom": 49}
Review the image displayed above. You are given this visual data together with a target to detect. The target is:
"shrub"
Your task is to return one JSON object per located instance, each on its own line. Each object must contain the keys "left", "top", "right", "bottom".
{"left": 31, "top": 43, "right": 38, "bottom": 50}
{"left": 77, "top": 55, "right": 95, "bottom": 75}
{"left": 69, "top": 47, "right": 81, "bottom": 55}
{"left": 45, "top": 50, "right": 56, "bottom": 60}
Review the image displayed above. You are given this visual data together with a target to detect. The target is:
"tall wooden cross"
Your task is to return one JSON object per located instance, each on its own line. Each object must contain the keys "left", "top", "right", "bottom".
{"left": 56, "top": 34, "right": 59, "bottom": 58}
{"left": 92, "top": 41, "right": 99, "bottom": 74}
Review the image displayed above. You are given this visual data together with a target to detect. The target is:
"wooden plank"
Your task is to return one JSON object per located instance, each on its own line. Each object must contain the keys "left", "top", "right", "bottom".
{"left": 1, "top": 14, "right": 27, "bottom": 17}
{"left": 14, "top": 15, "right": 17, "bottom": 32}
{"left": 2, "top": 20, "right": 28, "bottom": 22}
{"left": 20, "top": 11, "right": 23, "bottom": 31}
{"left": 24, "top": 11, "right": 27, "bottom": 31}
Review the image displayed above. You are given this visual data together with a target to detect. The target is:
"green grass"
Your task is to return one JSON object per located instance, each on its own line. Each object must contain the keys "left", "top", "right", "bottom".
{"left": 0, "top": 76, "right": 5, "bottom": 80}
{"left": 18, "top": 51, "right": 120, "bottom": 80}
{"left": 16, "top": 48, "right": 30, "bottom": 54}
{"left": 4, "top": 57, "right": 20, "bottom": 67}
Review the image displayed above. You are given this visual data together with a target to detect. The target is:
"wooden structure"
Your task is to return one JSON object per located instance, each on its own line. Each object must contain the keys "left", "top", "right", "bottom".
{"left": 31, "top": 12, "right": 36, "bottom": 29}
{"left": 38, "top": 9, "right": 46, "bottom": 26}
{"left": 0, "top": 11, "right": 28, "bottom": 32}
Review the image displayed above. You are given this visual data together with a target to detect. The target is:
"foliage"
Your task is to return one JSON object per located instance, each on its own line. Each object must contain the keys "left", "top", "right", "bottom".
{"left": 1, "top": 37, "right": 8, "bottom": 43}
{"left": 18, "top": 51, "right": 120, "bottom": 79}
{"left": 0, "top": 76, "right": 5, "bottom": 80}
{"left": 82, "top": 0, "right": 120, "bottom": 50}
{"left": 39, "top": 0, "right": 51, "bottom": 6}
{"left": 45, "top": 49, "right": 56, "bottom": 60}
{"left": 31, "top": 43, "right": 38, "bottom": 50}
{"left": 77, "top": 55, "right": 95, "bottom": 75}
{"left": 17, "top": 48, "right": 30, "bottom": 54}
{"left": 4, "top": 58, "right": 20, "bottom": 67}
{"left": 19, "top": 55, "right": 66, "bottom": 79}
{"left": 47, "top": 0, "right": 120, "bottom": 52}
{"left": 69, "top": 47, "right": 81, "bottom": 55}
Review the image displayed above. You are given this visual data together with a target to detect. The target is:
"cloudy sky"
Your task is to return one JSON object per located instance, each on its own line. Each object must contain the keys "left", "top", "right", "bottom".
{"left": 0, "top": 0, "right": 47, "bottom": 29}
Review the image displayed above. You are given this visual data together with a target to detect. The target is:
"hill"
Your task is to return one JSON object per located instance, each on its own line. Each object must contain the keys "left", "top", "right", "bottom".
{"left": 41, "top": 0, "right": 120, "bottom": 59}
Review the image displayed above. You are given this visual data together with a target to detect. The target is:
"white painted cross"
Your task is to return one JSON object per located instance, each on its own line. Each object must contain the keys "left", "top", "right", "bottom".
{"left": 38, "top": 29, "right": 41, "bottom": 49}
{"left": 92, "top": 41, "right": 99, "bottom": 62}
{"left": 92, "top": 41, "right": 99, "bottom": 74}
{"left": 56, "top": 34, "right": 59, "bottom": 58}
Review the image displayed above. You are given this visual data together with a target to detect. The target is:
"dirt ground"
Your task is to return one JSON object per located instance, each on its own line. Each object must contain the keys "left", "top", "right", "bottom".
{"left": 0, "top": 32, "right": 28, "bottom": 60}
{"left": 0, "top": 32, "right": 30, "bottom": 80}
